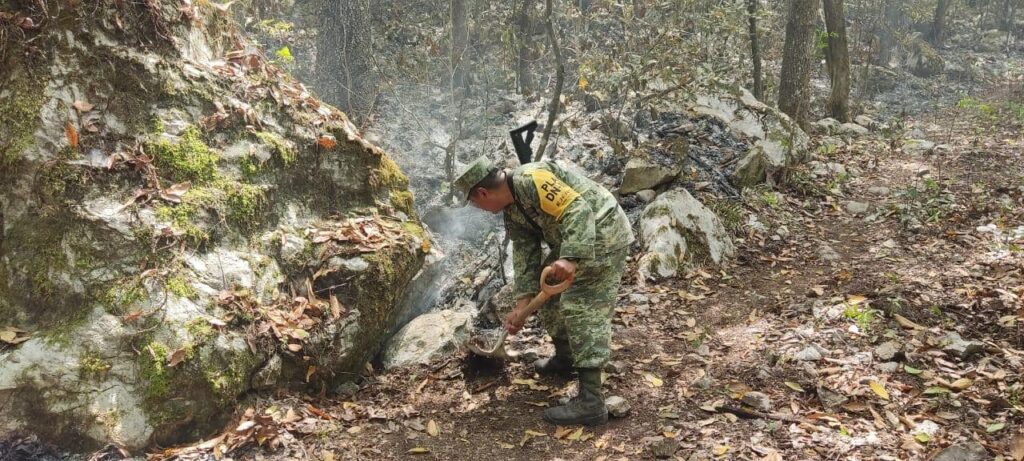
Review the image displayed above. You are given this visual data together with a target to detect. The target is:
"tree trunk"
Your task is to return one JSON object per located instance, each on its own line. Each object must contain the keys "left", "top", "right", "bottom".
{"left": 534, "top": 0, "right": 566, "bottom": 161}
{"left": 823, "top": 0, "right": 851, "bottom": 122}
{"left": 778, "top": 0, "right": 818, "bottom": 129}
{"left": 875, "top": 0, "right": 901, "bottom": 66}
{"left": 316, "top": 0, "right": 375, "bottom": 121}
{"left": 747, "top": 0, "right": 764, "bottom": 101}
{"left": 451, "top": 0, "right": 468, "bottom": 98}
{"left": 515, "top": 0, "right": 537, "bottom": 95}
{"left": 931, "top": 0, "right": 950, "bottom": 46}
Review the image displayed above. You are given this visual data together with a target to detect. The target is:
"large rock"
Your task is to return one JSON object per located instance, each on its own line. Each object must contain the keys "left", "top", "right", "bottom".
{"left": 0, "top": 1, "right": 425, "bottom": 452}
{"left": 381, "top": 310, "right": 473, "bottom": 369}
{"left": 618, "top": 140, "right": 687, "bottom": 194}
{"left": 689, "top": 84, "right": 809, "bottom": 188}
{"left": 637, "top": 189, "right": 735, "bottom": 279}
{"left": 904, "top": 38, "right": 945, "bottom": 78}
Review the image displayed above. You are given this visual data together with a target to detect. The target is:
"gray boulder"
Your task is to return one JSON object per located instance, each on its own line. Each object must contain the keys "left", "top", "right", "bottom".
{"left": 932, "top": 443, "right": 988, "bottom": 461}
{"left": 811, "top": 118, "right": 842, "bottom": 135}
{"left": 637, "top": 189, "right": 735, "bottom": 279}
{"left": 838, "top": 123, "right": 870, "bottom": 137}
{"left": 0, "top": 2, "right": 425, "bottom": 451}
{"left": 904, "top": 38, "right": 945, "bottom": 78}
{"left": 619, "top": 141, "right": 687, "bottom": 194}
{"left": 382, "top": 310, "right": 473, "bottom": 369}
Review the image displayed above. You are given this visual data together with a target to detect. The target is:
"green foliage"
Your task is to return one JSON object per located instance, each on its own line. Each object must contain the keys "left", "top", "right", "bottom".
{"left": 140, "top": 341, "right": 171, "bottom": 400}
{"left": 274, "top": 46, "right": 294, "bottom": 63}
{"left": 843, "top": 303, "right": 877, "bottom": 332}
{"left": 165, "top": 273, "right": 198, "bottom": 300}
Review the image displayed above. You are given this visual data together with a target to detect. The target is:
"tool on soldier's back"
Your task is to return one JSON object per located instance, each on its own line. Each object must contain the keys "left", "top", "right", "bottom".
{"left": 509, "top": 120, "right": 539, "bottom": 165}
{"left": 467, "top": 266, "right": 573, "bottom": 358}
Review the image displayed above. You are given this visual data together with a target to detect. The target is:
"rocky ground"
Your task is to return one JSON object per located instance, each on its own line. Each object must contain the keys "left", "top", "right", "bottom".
{"left": 60, "top": 78, "right": 1012, "bottom": 460}
{"left": 4, "top": 18, "right": 1024, "bottom": 461}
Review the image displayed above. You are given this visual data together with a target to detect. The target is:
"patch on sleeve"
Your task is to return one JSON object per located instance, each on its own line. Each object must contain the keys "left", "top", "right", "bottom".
{"left": 531, "top": 169, "right": 580, "bottom": 219}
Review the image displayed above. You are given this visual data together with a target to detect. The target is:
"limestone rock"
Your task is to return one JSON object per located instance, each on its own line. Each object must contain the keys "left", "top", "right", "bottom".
{"left": 932, "top": 443, "right": 988, "bottom": 461}
{"left": 741, "top": 391, "right": 772, "bottom": 411}
{"left": 381, "top": 310, "right": 473, "bottom": 369}
{"left": 875, "top": 341, "right": 902, "bottom": 362}
{"left": 905, "top": 38, "right": 945, "bottom": 78}
{"left": 619, "top": 151, "right": 684, "bottom": 195}
{"left": 689, "top": 84, "right": 809, "bottom": 188}
{"left": 637, "top": 189, "right": 735, "bottom": 279}
{"left": 811, "top": 118, "right": 841, "bottom": 135}
{"left": 0, "top": 2, "right": 425, "bottom": 451}
{"left": 845, "top": 201, "right": 871, "bottom": 215}
{"left": 904, "top": 139, "right": 936, "bottom": 155}
{"left": 854, "top": 115, "right": 878, "bottom": 130}
{"left": 943, "top": 332, "right": 985, "bottom": 360}
{"left": 796, "top": 345, "right": 823, "bottom": 362}
{"left": 636, "top": 189, "right": 657, "bottom": 203}
{"left": 838, "top": 123, "right": 870, "bottom": 137}
{"left": 605, "top": 396, "right": 631, "bottom": 418}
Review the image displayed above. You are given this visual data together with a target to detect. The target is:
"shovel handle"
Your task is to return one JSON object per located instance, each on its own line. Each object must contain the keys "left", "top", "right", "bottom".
{"left": 520, "top": 266, "right": 573, "bottom": 318}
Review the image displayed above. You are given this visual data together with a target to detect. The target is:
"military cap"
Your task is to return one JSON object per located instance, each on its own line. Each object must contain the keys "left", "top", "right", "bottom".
{"left": 453, "top": 156, "right": 496, "bottom": 203}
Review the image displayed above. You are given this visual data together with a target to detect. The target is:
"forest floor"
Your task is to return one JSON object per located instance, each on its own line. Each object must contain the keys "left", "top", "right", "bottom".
{"left": 14, "top": 77, "right": 1010, "bottom": 461}
{"left": 134, "top": 81, "right": 1019, "bottom": 461}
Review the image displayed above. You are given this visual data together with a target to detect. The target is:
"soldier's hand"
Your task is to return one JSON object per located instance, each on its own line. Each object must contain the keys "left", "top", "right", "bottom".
{"left": 504, "top": 297, "right": 531, "bottom": 335}
{"left": 547, "top": 259, "right": 577, "bottom": 283}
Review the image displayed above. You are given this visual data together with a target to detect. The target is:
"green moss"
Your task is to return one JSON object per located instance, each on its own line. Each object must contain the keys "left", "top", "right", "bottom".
{"left": 165, "top": 273, "right": 197, "bottom": 300}
{"left": 254, "top": 131, "right": 296, "bottom": 166}
{"left": 140, "top": 341, "right": 171, "bottom": 400}
{"left": 374, "top": 156, "right": 409, "bottom": 190}
{"left": 0, "top": 72, "right": 47, "bottom": 168}
{"left": 78, "top": 353, "right": 112, "bottom": 381}
{"left": 223, "top": 181, "right": 265, "bottom": 228}
{"left": 202, "top": 349, "right": 259, "bottom": 403}
{"left": 155, "top": 202, "right": 209, "bottom": 244}
{"left": 390, "top": 190, "right": 415, "bottom": 216}
{"left": 146, "top": 126, "right": 220, "bottom": 183}
{"left": 240, "top": 154, "right": 262, "bottom": 179}
{"left": 185, "top": 318, "right": 216, "bottom": 344}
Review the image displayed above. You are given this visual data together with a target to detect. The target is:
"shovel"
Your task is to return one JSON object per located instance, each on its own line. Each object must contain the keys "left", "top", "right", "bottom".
{"left": 468, "top": 266, "right": 573, "bottom": 358}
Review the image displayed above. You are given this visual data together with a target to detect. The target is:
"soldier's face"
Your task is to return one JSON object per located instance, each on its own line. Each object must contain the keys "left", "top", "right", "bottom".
{"left": 468, "top": 188, "right": 504, "bottom": 213}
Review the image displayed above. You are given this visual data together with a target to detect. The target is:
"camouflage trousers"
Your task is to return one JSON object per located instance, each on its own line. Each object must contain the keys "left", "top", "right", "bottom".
{"left": 537, "top": 247, "right": 629, "bottom": 369}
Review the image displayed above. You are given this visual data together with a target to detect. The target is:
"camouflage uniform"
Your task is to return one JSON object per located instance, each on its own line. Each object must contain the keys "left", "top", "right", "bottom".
{"left": 504, "top": 161, "right": 634, "bottom": 369}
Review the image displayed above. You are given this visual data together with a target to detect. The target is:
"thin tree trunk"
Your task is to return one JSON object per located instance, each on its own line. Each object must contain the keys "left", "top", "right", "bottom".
{"left": 316, "top": 0, "right": 374, "bottom": 121}
{"left": 451, "top": 0, "right": 468, "bottom": 98}
{"left": 515, "top": 0, "right": 537, "bottom": 95}
{"left": 778, "top": 0, "right": 818, "bottom": 129}
{"left": 747, "top": 0, "right": 764, "bottom": 100}
{"left": 823, "top": 0, "right": 851, "bottom": 121}
{"left": 534, "top": 0, "right": 565, "bottom": 162}
{"left": 931, "top": 0, "right": 950, "bottom": 46}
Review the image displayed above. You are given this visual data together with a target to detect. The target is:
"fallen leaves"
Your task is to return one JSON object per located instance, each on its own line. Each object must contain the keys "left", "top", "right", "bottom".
{"left": 869, "top": 380, "right": 890, "bottom": 400}
{"left": 65, "top": 121, "right": 79, "bottom": 149}
{"left": 511, "top": 378, "right": 550, "bottom": 391}
{"left": 317, "top": 134, "right": 338, "bottom": 149}
{"left": 643, "top": 372, "right": 663, "bottom": 387}
{"left": 166, "top": 347, "right": 188, "bottom": 367}
{"left": 0, "top": 326, "right": 30, "bottom": 345}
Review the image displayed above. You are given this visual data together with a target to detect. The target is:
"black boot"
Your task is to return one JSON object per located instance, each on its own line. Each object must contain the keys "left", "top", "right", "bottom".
{"left": 533, "top": 337, "right": 574, "bottom": 376}
{"left": 543, "top": 368, "right": 608, "bottom": 426}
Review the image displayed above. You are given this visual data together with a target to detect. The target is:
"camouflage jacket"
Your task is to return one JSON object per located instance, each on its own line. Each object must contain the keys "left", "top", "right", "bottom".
{"left": 504, "top": 161, "right": 634, "bottom": 299}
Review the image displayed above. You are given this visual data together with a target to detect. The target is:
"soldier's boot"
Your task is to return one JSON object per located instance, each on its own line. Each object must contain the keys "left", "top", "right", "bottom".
{"left": 533, "top": 337, "right": 574, "bottom": 376}
{"left": 543, "top": 368, "right": 608, "bottom": 426}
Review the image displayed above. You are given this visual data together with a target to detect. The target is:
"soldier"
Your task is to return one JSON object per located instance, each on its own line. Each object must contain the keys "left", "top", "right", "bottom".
{"left": 454, "top": 156, "right": 634, "bottom": 426}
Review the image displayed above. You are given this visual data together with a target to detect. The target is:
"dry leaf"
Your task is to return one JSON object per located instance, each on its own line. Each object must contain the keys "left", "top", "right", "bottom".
{"left": 761, "top": 451, "right": 783, "bottom": 461}
{"left": 160, "top": 181, "right": 192, "bottom": 203}
{"left": 949, "top": 378, "right": 972, "bottom": 391}
{"left": 166, "top": 347, "right": 187, "bottom": 367}
{"left": 73, "top": 100, "right": 94, "bottom": 112}
{"left": 426, "top": 419, "right": 439, "bottom": 437}
{"left": 321, "top": 450, "right": 335, "bottom": 461}
{"left": 287, "top": 343, "right": 302, "bottom": 352}
{"left": 65, "top": 121, "right": 79, "bottom": 148}
{"left": 893, "top": 313, "right": 925, "bottom": 330}
{"left": 784, "top": 381, "right": 805, "bottom": 392}
{"left": 869, "top": 380, "right": 890, "bottom": 400}
{"left": 644, "top": 372, "right": 663, "bottom": 387}
{"left": 407, "top": 447, "right": 429, "bottom": 454}
{"left": 305, "top": 365, "right": 316, "bottom": 383}
{"left": 317, "top": 135, "right": 338, "bottom": 149}
{"left": 1010, "top": 433, "right": 1024, "bottom": 461}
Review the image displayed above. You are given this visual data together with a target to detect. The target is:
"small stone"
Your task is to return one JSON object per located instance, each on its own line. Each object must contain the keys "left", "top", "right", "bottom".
{"left": 904, "top": 139, "right": 936, "bottom": 155}
{"left": 741, "top": 391, "right": 772, "bottom": 411}
{"left": 839, "top": 122, "right": 870, "bottom": 136}
{"left": 643, "top": 436, "right": 678, "bottom": 459}
{"left": 845, "top": 201, "right": 870, "bottom": 215}
{"left": 868, "top": 186, "right": 891, "bottom": 195}
{"left": 913, "top": 420, "right": 941, "bottom": 438}
{"left": 636, "top": 189, "right": 657, "bottom": 203}
{"left": 629, "top": 293, "right": 650, "bottom": 305}
{"left": 334, "top": 381, "right": 360, "bottom": 397}
{"left": 932, "top": 443, "right": 987, "bottom": 461}
{"left": 816, "top": 385, "right": 848, "bottom": 409}
{"left": 874, "top": 341, "right": 901, "bottom": 361}
{"left": 876, "top": 361, "right": 899, "bottom": 373}
{"left": 942, "top": 332, "right": 985, "bottom": 360}
{"left": 604, "top": 360, "right": 628, "bottom": 374}
{"left": 796, "top": 346, "right": 823, "bottom": 362}
{"left": 775, "top": 225, "right": 791, "bottom": 239}
{"left": 696, "top": 343, "right": 711, "bottom": 356}
{"left": 854, "top": 115, "right": 878, "bottom": 129}
{"left": 605, "top": 396, "right": 631, "bottom": 418}
{"left": 691, "top": 375, "right": 715, "bottom": 390}
{"left": 817, "top": 244, "right": 841, "bottom": 262}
